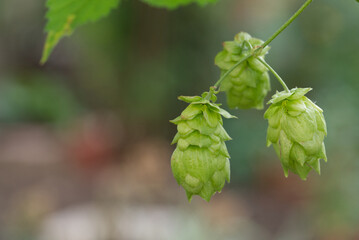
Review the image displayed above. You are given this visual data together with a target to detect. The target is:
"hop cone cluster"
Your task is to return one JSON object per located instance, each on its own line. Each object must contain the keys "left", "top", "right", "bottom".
{"left": 215, "top": 32, "right": 271, "bottom": 109}
{"left": 264, "top": 88, "right": 327, "bottom": 180}
{"left": 170, "top": 90, "right": 236, "bottom": 202}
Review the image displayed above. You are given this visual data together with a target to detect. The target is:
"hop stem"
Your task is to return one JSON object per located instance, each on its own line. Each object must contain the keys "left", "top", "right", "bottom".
{"left": 212, "top": 0, "right": 313, "bottom": 89}
{"left": 261, "top": 0, "right": 313, "bottom": 48}
{"left": 213, "top": 54, "right": 252, "bottom": 88}
{"left": 258, "top": 58, "right": 290, "bottom": 92}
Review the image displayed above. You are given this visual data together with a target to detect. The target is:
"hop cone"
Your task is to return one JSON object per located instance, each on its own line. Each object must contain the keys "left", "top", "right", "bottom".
{"left": 170, "top": 90, "right": 236, "bottom": 202}
{"left": 264, "top": 88, "right": 327, "bottom": 180}
{"left": 215, "top": 32, "right": 270, "bottom": 109}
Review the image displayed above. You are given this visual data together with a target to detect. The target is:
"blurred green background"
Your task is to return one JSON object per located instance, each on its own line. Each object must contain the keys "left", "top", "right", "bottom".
{"left": 0, "top": 0, "right": 358, "bottom": 239}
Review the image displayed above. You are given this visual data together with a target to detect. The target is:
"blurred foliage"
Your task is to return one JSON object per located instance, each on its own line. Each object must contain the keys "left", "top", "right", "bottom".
{"left": 0, "top": 75, "right": 81, "bottom": 124}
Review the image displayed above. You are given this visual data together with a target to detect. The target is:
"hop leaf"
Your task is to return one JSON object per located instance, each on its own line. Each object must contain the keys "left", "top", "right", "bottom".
{"left": 41, "top": 0, "right": 120, "bottom": 64}
{"left": 170, "top": 90, "right": 236, "bottom": 202}
{"left": 264, "top": 88, "right": 327, "bottom": 180}
{"left": 215, "top": 32, "right": 271, "bottom": 109}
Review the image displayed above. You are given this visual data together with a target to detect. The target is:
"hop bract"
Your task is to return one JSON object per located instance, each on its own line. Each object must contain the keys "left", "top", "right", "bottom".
{"left": 215, "top": 32, "right": 270, "bottom": 109}
{"left": 264, "top": 88, "right": 327, "bottom": 180}
{"left": 170, "top": 90, "right": 236, "bottom": 202}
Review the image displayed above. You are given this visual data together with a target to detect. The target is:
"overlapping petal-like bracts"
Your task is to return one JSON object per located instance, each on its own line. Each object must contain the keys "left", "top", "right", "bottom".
{"left": 170, "top": 92, "right": 236, "bottom": 201}
{"left": 215, "top": 32, "right": 270, "bottom": 109}
{"left": 264, "top": 88, "right": 327, "bottom": 180}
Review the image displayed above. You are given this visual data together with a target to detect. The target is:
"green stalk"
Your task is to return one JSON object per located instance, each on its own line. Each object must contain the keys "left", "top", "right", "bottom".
{"left": 261, "top": 0, "right": 313, "bottom": 48}
{"left": 214, "top": 54, "right": 252, "bottom": 88}
{"left": 212, "top": 0, "right": 313, "bottom": 88}
{"left": 258, "top": 58, "right": 290, "bottom": 92}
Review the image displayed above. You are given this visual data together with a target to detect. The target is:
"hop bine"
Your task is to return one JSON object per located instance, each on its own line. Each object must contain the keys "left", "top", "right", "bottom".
{"left": 170, "top": 89, "right": 236, "bottom": 202}
{"left": 215, "top": 32, "right": 271, "bottom": 109}
{"left": 264, "top": 88, "right": 327, "bottom": 180}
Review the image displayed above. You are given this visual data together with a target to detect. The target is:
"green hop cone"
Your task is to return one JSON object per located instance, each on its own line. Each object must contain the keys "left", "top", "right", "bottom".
{"left": 264, "top": 88, "right": 328, "bottom": 180}
{"left": 215, "top": 32, "right": 271, "bottom": 109}
{"left": 170, "top": 89, "right": 236, "bottom": 202}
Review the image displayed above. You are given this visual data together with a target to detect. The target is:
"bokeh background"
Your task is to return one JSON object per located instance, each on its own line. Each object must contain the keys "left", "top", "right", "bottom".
{"left": 0, "top": 0, "right": 358, "bottom": 239}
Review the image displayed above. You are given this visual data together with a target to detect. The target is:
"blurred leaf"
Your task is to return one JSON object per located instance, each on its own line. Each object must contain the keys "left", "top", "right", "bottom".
{"left": 141, "top": 0, "right": 218, "bottom": 9}
{"left": 41, "top": 0, "right": 120, "bottom": 64}
{"left": 0, "top": 77, "right": 81, "bottom": 124}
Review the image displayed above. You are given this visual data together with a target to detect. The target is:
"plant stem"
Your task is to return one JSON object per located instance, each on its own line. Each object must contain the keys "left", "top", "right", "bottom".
{"left": 258, "top": 58, "right": 290, "bottom": 92}
{"left": 214, "top": 54, "right": 252, "bottom": 88}
{"left": 212, "top": 0, "right": 313, "bottom": 88}
{"left": 261, "top": 0, "right": 313, "bottom": 48}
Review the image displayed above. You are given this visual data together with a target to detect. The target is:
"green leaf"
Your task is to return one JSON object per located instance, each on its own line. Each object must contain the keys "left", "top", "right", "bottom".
{"left": 215, "top": 124, "right": 232, "bottom": 141}
{"left": 170, "top": 116, "right": 182, "bottom": 124}
{"left": 141, "top": 0, "right": 218, "bottom": 9}
{"left": 267, "top": 126, "right": 280, "bottom": 145}
{"left": 41, "top": 0, "right": 120, "bottom": 64}
{"left": 178, "top": 96, "right": 203, "bottom": 103}
{"left": 217, "top": 107, "right": 237, "bottom": 119}
{"left": 282, "top": 113, "right": 315, "bottom": 142}
{"left": 177, "top": 122, "right": 193, "bottom": 136}
{"left": 183, "top": 131, "right": 212, "bottom": 148}
{"left": 202, "top": 105, "right": 219, "bottom": 128}
{"left": 178, "top": 138, "right": 190, "bottom": 150}
{"left": 268, "top": 91, "right": 293, "bottom": 104}
{"left": 287, "top": 88, "right": 312, "bottom": 100}
{"left": 290, "top": 143, "right": 307, "bottom": 166}
{"left": 186, "top": 115, "right": 215, "bottom": 135}
{"left": 171, "top": 132, "right": 181, "bottom": 145}
{"left": 181, "top": 104, "right": 203, "bottom": 120}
